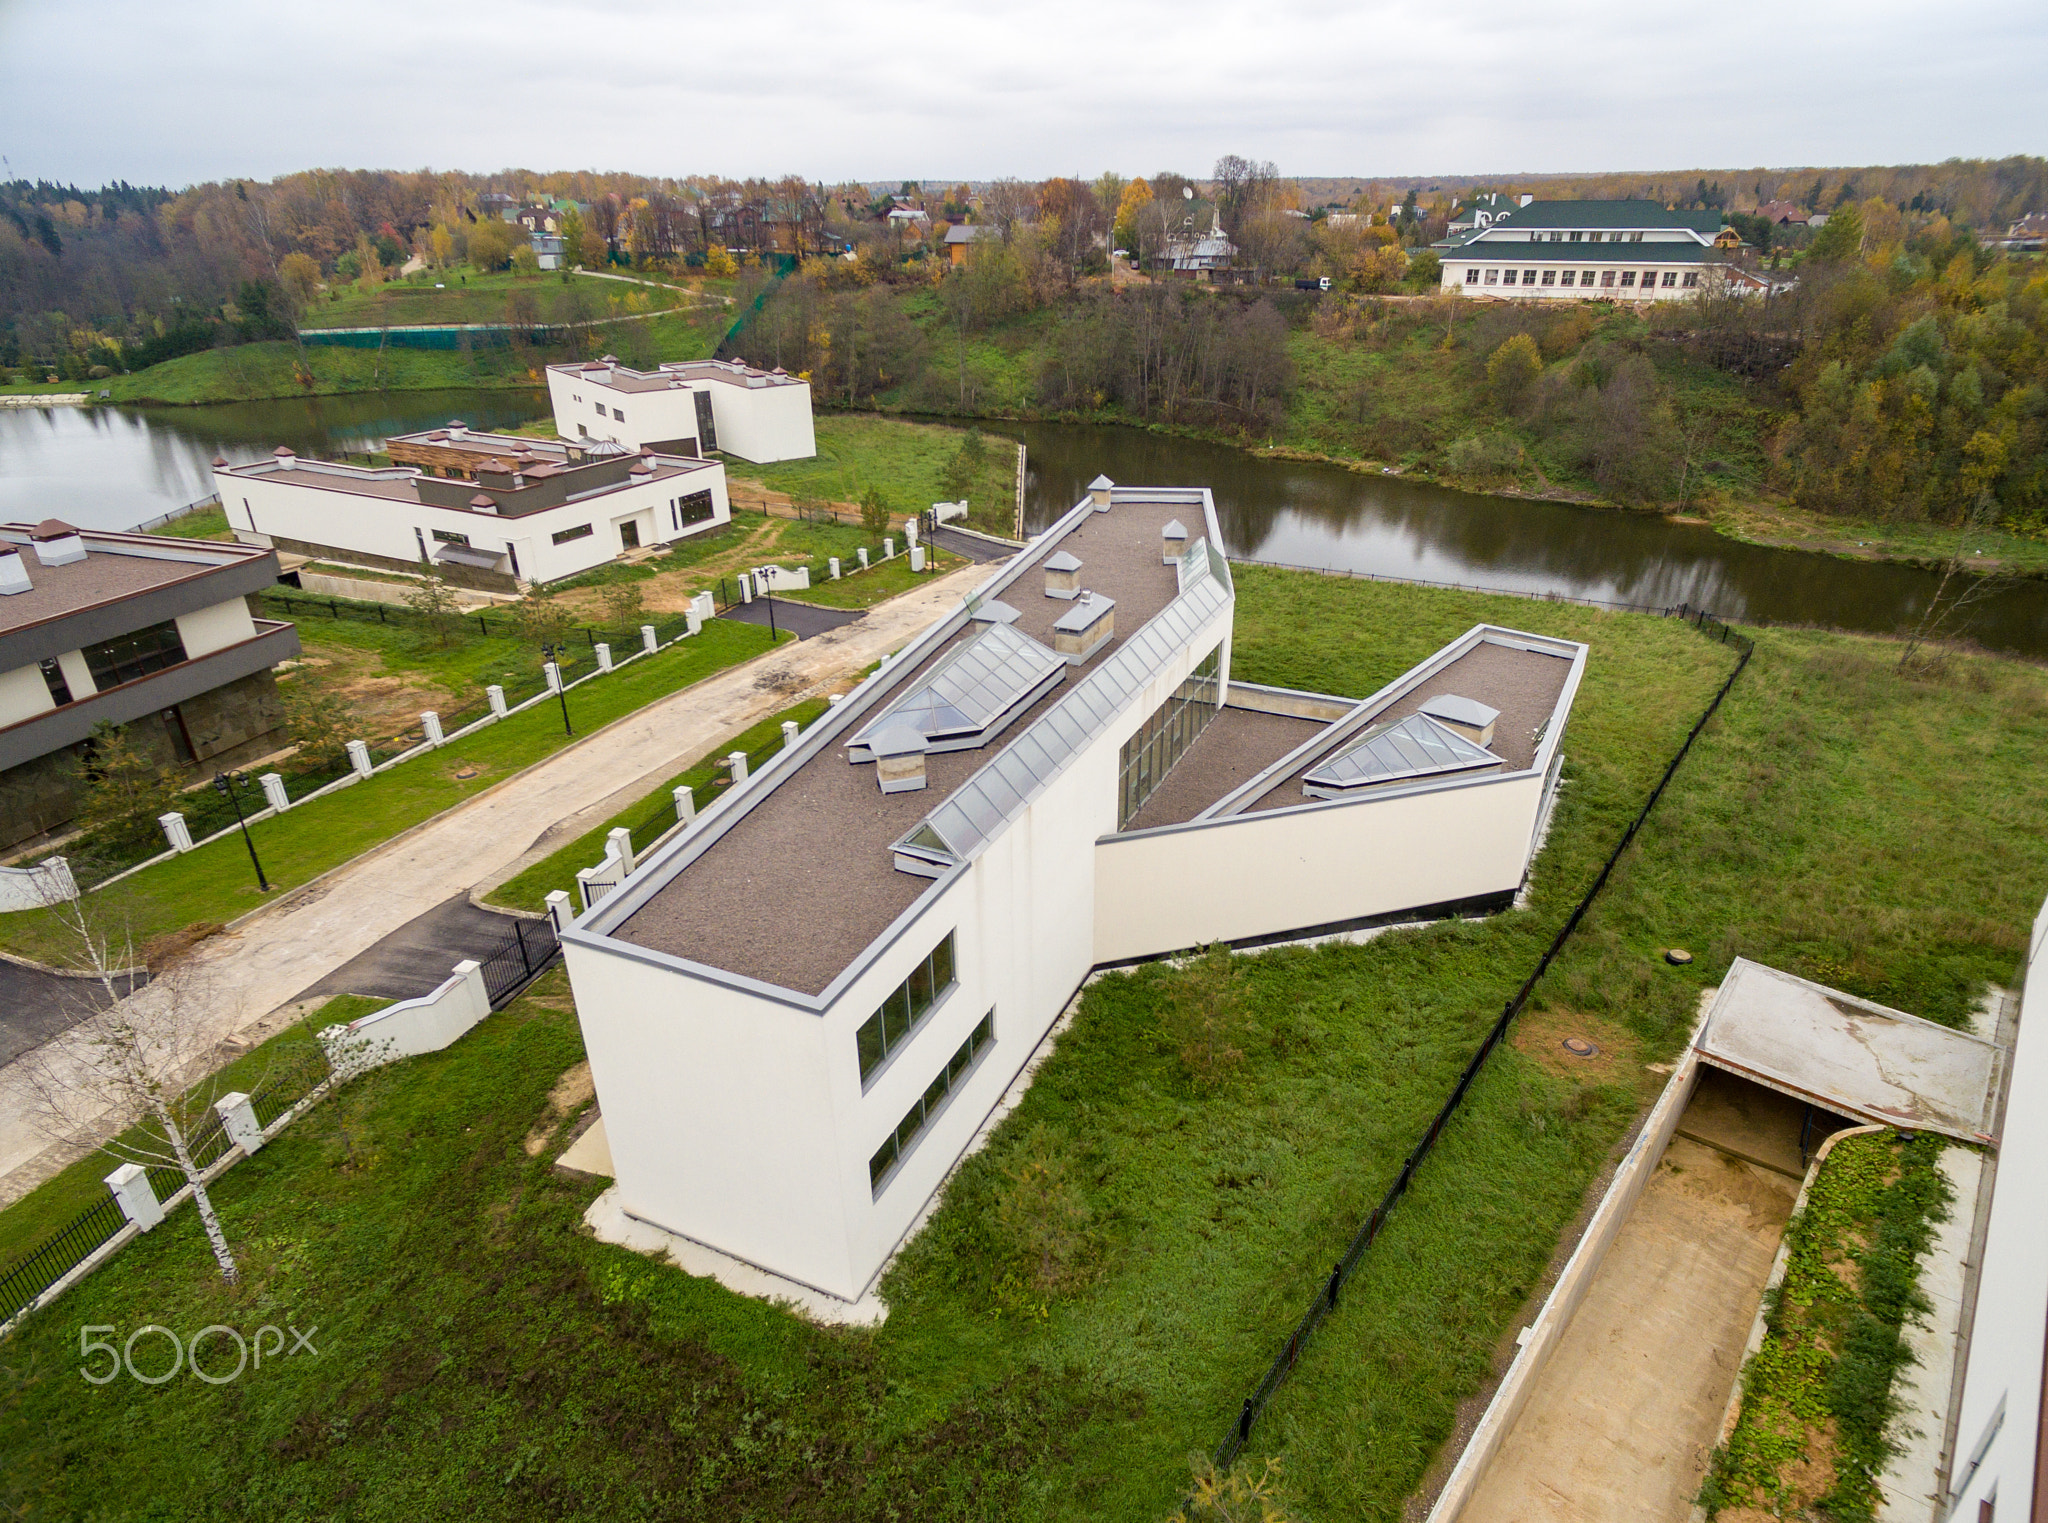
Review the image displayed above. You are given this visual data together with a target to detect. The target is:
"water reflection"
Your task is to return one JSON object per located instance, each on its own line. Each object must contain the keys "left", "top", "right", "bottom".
{"left": 988, "top": 420, "right": 2046, "bottom": 660}
{"left": 0, "top": 390, "right": 548, "bottom": 532}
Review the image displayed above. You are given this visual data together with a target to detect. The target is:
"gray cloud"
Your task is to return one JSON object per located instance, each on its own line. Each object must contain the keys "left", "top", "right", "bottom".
{"left": 1, "top": 0, "right": 2041, "bottom": 187}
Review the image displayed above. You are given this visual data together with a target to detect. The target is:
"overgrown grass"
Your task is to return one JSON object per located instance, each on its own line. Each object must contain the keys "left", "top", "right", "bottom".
{"left": 736, "top": 414, "right": 1021, "bottom": 537}
{"left": 152, "top": 505, "right": 233, "bottom": 541}
{"left": 0, "top": 997, "right": 382, "bottom": 1263}
{"left": 0, "top": 621, "right": 784, "bottom": 965}
{"left": 485, "top": 697, "right": 829, "bottom": 913}
{"left": 1699, "top": 1132, "right": 1955, "bottom": 1521}
{"left": 3, "top": 575, "right": 2042, "bottom": 1520}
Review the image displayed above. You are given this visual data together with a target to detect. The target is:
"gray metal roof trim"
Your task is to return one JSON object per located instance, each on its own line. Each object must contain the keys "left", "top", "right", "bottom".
{"left": 901, "top": 571, "right": 1232, "bottom": 863}
{"left": 849, "top": 620, "right": 1066, "bottom": 750}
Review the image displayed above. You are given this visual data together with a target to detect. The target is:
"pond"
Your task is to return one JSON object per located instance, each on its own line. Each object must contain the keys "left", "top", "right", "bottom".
{"left": 3, "top": 397, "right": 2041, "bottom": 660}
{"left": 986, "top": 420, "right": 2048, "bottom": 661}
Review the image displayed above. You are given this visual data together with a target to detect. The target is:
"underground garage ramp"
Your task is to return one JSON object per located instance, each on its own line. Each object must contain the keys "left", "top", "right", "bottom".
{"left": 1696, "top": 958, "right": 2004, "bottom": 1143}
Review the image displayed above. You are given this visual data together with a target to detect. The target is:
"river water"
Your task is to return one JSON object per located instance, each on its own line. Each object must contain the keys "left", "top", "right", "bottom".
{"left": 1, "top": 396, "right": 2041, "bottom": 659}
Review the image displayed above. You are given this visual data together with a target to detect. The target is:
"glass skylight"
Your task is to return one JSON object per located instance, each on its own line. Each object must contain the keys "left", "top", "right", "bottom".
{"left": 1302, "top": 714, "right": 1502, "bottom": 796}
{"left": 850, "top": 622, "right": 1065, "bottom": 756}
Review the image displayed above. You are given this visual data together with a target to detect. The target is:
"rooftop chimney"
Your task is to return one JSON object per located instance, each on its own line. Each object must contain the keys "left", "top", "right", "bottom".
{"left": 28, "top": 519, "right": 86, "bottom": 567}
{"left": 1518, "top": 194, "right": 1534, "bottom": 207}
{"left": 1088, "top": 474, "right": 1115, "bottom": 512}
{"left": 868, "top": 722, "right": 930, "bottom": 794}
{"left": 1419, "top": 694, "right": 1500, "bottom": 749}
{"left": 0, "top": 546, "right": 31, "bottom": 595}
{"left": 1043, "top": 549, "right": 1083, "bottom": 600}
{"left": 1052, "top": 591, "right": 1117, "bottom": 665}
{"left": 1161, "top": 518, "right": 1188, "bottom": 565}
{"left": 210, "top": 454, "right": 229, "bottom": 468}
{"left": 272, "top": 446, "right": 296, "bottom": 463}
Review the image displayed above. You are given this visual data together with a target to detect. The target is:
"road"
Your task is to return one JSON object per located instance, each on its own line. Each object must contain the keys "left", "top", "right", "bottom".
{"left": 0, "top": 558, "right": 999, "bottom": 1207}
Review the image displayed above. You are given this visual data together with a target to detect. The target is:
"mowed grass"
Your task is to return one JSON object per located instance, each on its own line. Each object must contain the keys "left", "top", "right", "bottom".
{"left": 737, "top": 413, "right": 1022, "bottom": 538}
{"left": 0, "top": 620, "right": 784, "bottom": 965}
{"left": 4, "top": 574, "right": 2044, "bottom": 1520}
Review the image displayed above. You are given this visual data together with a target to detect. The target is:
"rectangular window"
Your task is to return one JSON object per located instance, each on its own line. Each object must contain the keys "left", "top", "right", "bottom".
{"left": 869, "top": 1010, "right": 994, "bottom": 1192}
{"left": 1548, "top": 231, "right": 1563, "bottom": 242}
{"left": 551, "top": 523, "right": 593, "bottom": 545}
{"left": 674, "top": 490, "right": 715, "bottom": 529}
{"left": 1540, "top": 269, "right": 1556, "bottom": 285}
{"left": 1118, "top": 646, "right": 1223, "bottom": 828}
{"left": 1682, "top": 272, "right": 1699, "bottom": 288}
{"left": 81, "top": 619, "right": 187, "bottom": 690}
{"left": 1583, "top": 270, "right": 1597, "bottom": 285}
{"left": 1620, "top": 271, "right": 1636, "bottom": 287}
{"left": 1661, "top": 271, "right": 1678, "bottom": 287}
{"left": 1560, "top": 270, "right": 1576, "bottom": 287}
{"left": 431, "top": 529, "right": 471, "bottom": 546}
{"left": 612, "top": 407, "right": 625, "bottom": 422}
{"left": 596, "top": 400, "right": 606, "bottom": 413}
{"left": 1465, "top": 268, "right": 1479, "bottom": 284}
{"left": 1629, "top": 231, "right": 1643, "bottom": 242}
{"left": 1569, "top": 230, "right": 1583, "bottom": 242}
{"left": 39, "top": 658, "right": 73, "bottom": 707}
{"left": 1521, "top": 269, "right": 1536, "bottom": 285}
{"left": 856, "top": 931, "right": 958, "bottom": 1084}
{"left": 1484, "top": 269, "right": 1498, "bottom": 285}
{"left": 1600, "top": 270, "right": 1616, "bottom": 287}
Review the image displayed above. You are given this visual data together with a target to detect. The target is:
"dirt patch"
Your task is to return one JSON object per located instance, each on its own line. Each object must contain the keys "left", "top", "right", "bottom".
{"left": 291, "top": 641, "right": 456, "bottom": 730}
{"left": 522, "top": 1060, "right": 594, "bottom": 1156}
{"left": 141, "top": 920, "right": 227, "bottom": 971}
{"left": 1511, "top": 1007, "right": 1639, "bottom": 1086}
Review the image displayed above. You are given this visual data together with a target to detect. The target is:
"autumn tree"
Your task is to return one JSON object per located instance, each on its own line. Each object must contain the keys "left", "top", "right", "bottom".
{"left": 277, "top": 250, "right": 321, "bottom": 307}
{"left": 468, "top": 218, "right": 517, "bottom": 271}
{"left": 1112, "top": 178, "right": 1153, "bottom": 251}
{"left": 1486, "top": 333, "right": 1543, "bottom": 411}
{"left": 1807, "top": 201, "right": 1865, "bottom": 264}
{"left": 557, "top": 205, "right": 587, "bottom": 268}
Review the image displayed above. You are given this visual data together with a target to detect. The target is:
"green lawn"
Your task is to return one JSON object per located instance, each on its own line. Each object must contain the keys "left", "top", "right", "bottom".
{"left": 153, "top": 505, "right": 234, "bottom": 541}
{"left": 4, "top": 575, "right": 2043, "bottom": 1520}
{"left": 737, "top": 414, "right": 1022, "bottom": 538}
{"left": 300, "top": 267, "right": 724, "bottom": 330}
{"left": 0, "top": 620, "right": 784, "bottom": 965}
{"left": 485, "top": 698, "right": 830, "bottom": 913}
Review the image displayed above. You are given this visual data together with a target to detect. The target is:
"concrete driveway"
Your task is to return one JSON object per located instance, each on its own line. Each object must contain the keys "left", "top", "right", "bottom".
{"left": 294, "top": 893, "right": 529, "bottom": 1003}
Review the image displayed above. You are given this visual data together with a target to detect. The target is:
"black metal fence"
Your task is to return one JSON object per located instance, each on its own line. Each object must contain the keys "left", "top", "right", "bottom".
{"left": 1213, "top": 604, "right": 1756, "bottom": 1468}
{"left": 478, "top": 915, "right": 561, "bottom": 1009}
{"left": 0, "top": 1050, "right": 332, "bottom": 1328}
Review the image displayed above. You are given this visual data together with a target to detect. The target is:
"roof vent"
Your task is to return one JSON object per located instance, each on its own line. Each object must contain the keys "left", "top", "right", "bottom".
{"left": 470, "top": 493, "right": 497, "bottom": 510}
{"left": 600, "top": 354, "right": 619, "bottom": 365}
{"left": 867, "top": 722, "right": 930, "bottom": 794}
{"left": 629, "top": 458, "right": 653, "bottom": 476}
{"left": 1418, "top": 694, "right": 1500, "bottom": 750}
{"left": 210, "top": 454, "right": 229, "bottom": 468}
{"left": 448, "top": 421, "right": 469, "bottom": 439}
{"left": 1161, "top": 518, "right": 1188, "bottom": 564}
{"left": 28, "top": 520, "right": 86, "bottom": 567}
{"left": 272, "top": 446, "right": 296, "bottom": 460}
{"left": 1088, "top": 474, "right": 1115, "bottom": 511}
{"left": 1052, "top": 591, "right": 1116, "bottom": 665}
{"left": 0, "top": 546, "right": 31, "bottom": 595}
{"left": 1043, "top": 549, "right": 1083, "bottom": 600}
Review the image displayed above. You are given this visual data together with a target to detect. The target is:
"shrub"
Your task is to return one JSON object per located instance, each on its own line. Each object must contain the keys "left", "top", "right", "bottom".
{"left": 859, "top": 485, "right": 891, "bottom": 536}
{"left": 993, "top": 1123, "right": 1095, "bottom": 1295}
{"left": 1486, "top": 332, "right": 1543, "bottom": 412}
{"left": 1444, "top": 431, "right": 1526, "bottom": 482}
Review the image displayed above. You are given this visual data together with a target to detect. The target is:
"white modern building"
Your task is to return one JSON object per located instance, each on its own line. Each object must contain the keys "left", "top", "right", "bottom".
{"left": 545, "top": 356, "right": 816, "bottom": 464}
{"left": 1437, "top": 200, "right": 1763, "bottom": 301}
{"left": 212, "top": 431, "right": 731, "bottom": 590}
{"left": 558, "top": 477, "right": 1587, "bottom": 1308}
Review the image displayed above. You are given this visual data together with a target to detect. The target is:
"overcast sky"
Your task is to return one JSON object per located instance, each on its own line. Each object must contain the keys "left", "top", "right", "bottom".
{"left": 1, "top": 0, "right": 2041, "bottom": 190}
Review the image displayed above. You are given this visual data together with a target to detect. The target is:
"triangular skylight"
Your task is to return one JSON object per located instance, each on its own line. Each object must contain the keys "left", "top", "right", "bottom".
{"left": 849, "top": 622, "right": 1065, "bottom": 758}
{"left": 1303, "top": 714, "right": 1502, "bottom": 798}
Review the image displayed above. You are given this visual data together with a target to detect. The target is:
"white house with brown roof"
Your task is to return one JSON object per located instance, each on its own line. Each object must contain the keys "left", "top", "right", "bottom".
{"left": 212, "top": 431, "right": 730, "bottom": 590}
{"left": 555, "top": 476, "right": 1585, "bottom": 1311}
{"left": 545, "top": 356, "right": 816, "bottom": 464}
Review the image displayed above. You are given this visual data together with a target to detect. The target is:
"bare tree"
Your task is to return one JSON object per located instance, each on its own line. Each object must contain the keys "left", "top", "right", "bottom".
{"left": 1899, "top": 492, "right": 2008, "bottom": 670}
{"left": 16, "top": 888, "right": 245, "bottom": 1284}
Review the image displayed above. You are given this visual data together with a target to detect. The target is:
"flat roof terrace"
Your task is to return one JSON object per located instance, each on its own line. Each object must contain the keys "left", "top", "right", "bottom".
{"left": 611, "top": 494, "right": 1196, "bottom": 995}
{"left": 0, "top": 525, "right": 268, "bottom": 636}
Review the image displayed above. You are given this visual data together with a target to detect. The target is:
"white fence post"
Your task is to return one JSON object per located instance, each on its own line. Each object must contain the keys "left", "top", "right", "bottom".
{"left": 105, "top": 1163, "right": 163, "bottom": 1231}
{"left": 728, "top": 751, "right": 749, "bottom": 785}
{"left": 544, "top": 661, "right": 563, "bottom": 693}
{"left": 606, "top": 826, "right": 635, "bottom": 875}
{"left": 737, "top": 572, "right": 752, "bottom": 604}
{"left": 213, "top": 1092, "right": 264, "bottom": 1156}
{"left": 691, "top": 590, "right": 715, "bottom": 623}
{"left": 595, "top": 642, "right": 613, "bottom": 673}
{"left": 158, "top": 812, "right": 193, "bottom": 854}
{"left": 781, "top": 721, "right": 800, "bottom": 751}
{"left": 544, "top": 889, "right": 572, "bottom": 932}
{"left": 883, "top": 537, "right": 895, "bottom": 559}
{"left": 641, "top": 624, "right": 657, "bottom": 654}
{"left": 673, "top": 786, "right": 696, "bottom": 825}
{"left": 421, "top": 711, "right": 444, "bottom": 747}
{"left": 829, "top": 556, "right": 842, "bottom": 580}
{"left": 258, "top": 773, "right": 290, "bottom": 813}
{"left": 828, "top": 694, "right": 843, "bottom": 706}
{"left": 575, "top": 868, "right": 603, "bottom": 912}
{"left": 909, "top": 545, "right": 926, "bottom": 573}
{"left": 453, "top": 959, "right": 489, "bottom": 1025}
{"left": 487, "top": 684, "right": 508, "bottom": 718}
{"left": 346, "top": 739, "right": 373, "bottom": 778}
{"left": 857, "top": 547, "right": 870, "bottom": 570}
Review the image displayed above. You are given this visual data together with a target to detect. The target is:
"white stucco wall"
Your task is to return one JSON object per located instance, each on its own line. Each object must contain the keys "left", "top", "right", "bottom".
{"left": 1093, "top": 771, "right": 1544, "bottom": 964}
{"left": 1440, "top": 261, "right": 1708, "bottom": 300}
{"left": 1944, "top": 890, "right": 2048, "bottom": 1519}
{"left": 0, "top": 661, "right": 53, "bottom": 727}
{"left": 547, "top": 366, "right": 816, "bottom": 464}
{"left": 706, "top": 380, "right": 816, "bottom": 464}
{"left": 217, "top": 463, "right": 729, "bottom": 585}
{"left": 173, "top": 596, "right": 258, "bottom": 659}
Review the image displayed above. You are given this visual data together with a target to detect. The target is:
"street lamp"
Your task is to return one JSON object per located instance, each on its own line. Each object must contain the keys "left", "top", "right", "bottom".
{"left": 541, "top": 642, "right": 574, "bottom": 735}
{"left": 212, "top": 771, "right": 271, "bottom": 893}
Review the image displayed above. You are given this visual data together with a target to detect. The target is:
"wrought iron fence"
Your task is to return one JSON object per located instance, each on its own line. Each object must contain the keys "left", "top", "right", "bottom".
{"left": 478, "top": 915, "right": 560, "bottom": 1009}
{"left": 1213, "top": 604, "right": 1756, "bottom": 1469}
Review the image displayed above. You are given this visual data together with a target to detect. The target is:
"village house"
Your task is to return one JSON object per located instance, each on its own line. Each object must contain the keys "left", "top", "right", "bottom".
{"left": 1753, "top": 199, "right": 1810, "bottom": 226}
{"left": 1164, "top": 209, "right": 1238, "bottom": 279}
{"left": 0, "top": 523, "right": 299, "bottom": 850}
{"left": 211, "top": 429, "right": 730, "bottom": 591}
{"left": 557, "top": 476, "right": 1585, "bottom": 1309}
{"left": 943, "top": 223, "right": 1002, "bottom": 266}
{"left": 1436, "top": 199, "right": 1761, "bottom": 301}
{"left": 544, "top": 356, "right": 816, "bottom": 464}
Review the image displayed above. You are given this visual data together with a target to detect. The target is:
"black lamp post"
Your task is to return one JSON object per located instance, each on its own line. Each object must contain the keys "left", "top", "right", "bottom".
{"left": 759, "top": 571, "right": 778, "bottom": 641}
{"left": 541, "top": 643, "right": 574, "bottom": 735}
{"left": 213, "top": 771, "right": 271, "bottom": 893}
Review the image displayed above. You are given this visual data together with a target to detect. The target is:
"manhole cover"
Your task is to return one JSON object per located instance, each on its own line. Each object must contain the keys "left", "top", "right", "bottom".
{"left": 1561, "top": 1037, "right": 1599, "bottom": 1058}
{"left": 1665, "top": 948, "right": 1694, "bottom": 965}
{"left": 454, "top": 767, "right": 480, "bottom": 780}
